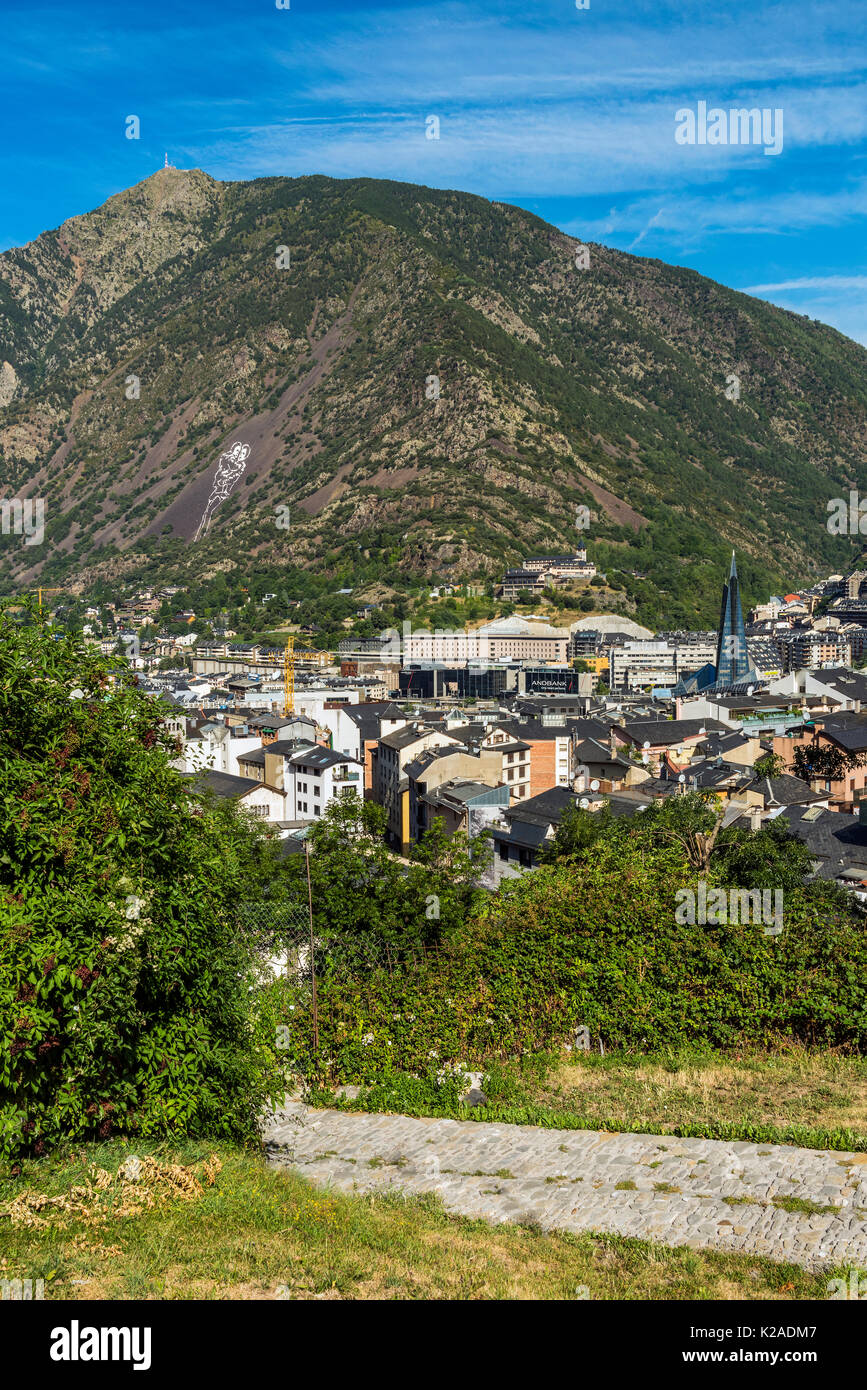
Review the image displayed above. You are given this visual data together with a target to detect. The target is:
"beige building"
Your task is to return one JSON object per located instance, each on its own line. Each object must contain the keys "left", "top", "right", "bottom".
{"left": 406, "top": 746, "right": 507, "bottom": 845}
{"left": 402, "top": 615, "right": 568, "bottom": 665}
{"left": 372, "top": 724, "right": 463, "bottom": 851}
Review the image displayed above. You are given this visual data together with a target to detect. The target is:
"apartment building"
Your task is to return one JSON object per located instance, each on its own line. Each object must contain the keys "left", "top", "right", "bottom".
{"left": 773, "top": 709, "right": 867, "bottom": 813}
{"left": 779, "top": 631, "right": 853, "bottom": 671}
{"left": 444, "top": 721, "right": 533, "bottom": 800}
{"left": 281, "top": 746, "right": 363, "bottom": 821}
{"left": 373, "top": 724, "right": 464, "bottom": 851}
{"left": 319, "top": 702, "right": 411, "bottom": 795}
{"left": 522, "top": 549, "right": 596, "bottom": 579}
{"left": 237, "top": 737, "right": 363, "bottom": 822}
{"left": 612, "top": 717, "right": 732, "bottom": 772}
{"left": 180, "top": 720, "right": 262, "bottom": 777}
{"left": 609, "top": 634, "right": 717, "bottom": 691}
{"left": 500, "top": 569, "right": 548, "bottom": 600}
{"left": 488, "top": 718, "right": 572, "bottom": 796}
{"left": 405, "top": 745, "right": 508, "bottom": 845}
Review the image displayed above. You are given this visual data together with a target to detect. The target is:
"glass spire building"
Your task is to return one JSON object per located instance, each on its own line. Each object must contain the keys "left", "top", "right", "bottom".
{"left": 715, "top": 551, "right": 749, "bottom": 683}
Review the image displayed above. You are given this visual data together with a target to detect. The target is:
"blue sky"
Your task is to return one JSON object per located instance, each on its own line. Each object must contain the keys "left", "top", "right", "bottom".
{"left": 3, "top": 0, "right": 867, "bottom": 342}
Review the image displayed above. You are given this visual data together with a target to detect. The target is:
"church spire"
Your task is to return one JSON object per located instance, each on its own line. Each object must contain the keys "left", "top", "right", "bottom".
{"left": 716, "top": 550, "right": 748, "bottom": 684}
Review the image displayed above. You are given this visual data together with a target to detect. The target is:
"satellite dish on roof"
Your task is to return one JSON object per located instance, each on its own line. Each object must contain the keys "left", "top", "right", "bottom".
{"left": 590, "top": 779, "right": 600, "bottom": 791}
{"left": 678, "top": 773, "right": 686, "bottom": 784}
{"left": 579, "top": 797, "right": 590, "bottom": 809}
{"left": 643, "top": 740, "right": 651, "bottom": 749}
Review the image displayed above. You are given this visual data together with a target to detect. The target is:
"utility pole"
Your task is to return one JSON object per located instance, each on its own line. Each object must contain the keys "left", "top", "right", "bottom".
{"left": 304, "top": 840, "right": 318, "bottom": 1056}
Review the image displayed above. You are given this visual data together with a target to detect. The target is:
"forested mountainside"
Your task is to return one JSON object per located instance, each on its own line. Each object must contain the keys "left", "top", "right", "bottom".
{"left": 2, "top": 169, "right": 866, "bottom": 625}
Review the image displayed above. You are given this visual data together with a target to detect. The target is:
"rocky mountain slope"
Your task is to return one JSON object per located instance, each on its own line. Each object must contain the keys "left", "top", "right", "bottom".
{"left": 2, "top": 168, "right": 866, "bottom": 625}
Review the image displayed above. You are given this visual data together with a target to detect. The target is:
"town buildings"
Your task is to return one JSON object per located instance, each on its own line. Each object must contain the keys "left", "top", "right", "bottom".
{"left": 93, "top": 550, "right": 867, "bottom": 899}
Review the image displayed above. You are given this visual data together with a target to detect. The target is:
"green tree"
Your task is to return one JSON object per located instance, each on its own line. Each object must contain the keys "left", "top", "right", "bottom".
{"left": 291, "top": 799, "right": 487, "bottom": 955}
{"left": 753, "top": 752, "right": 787, "bottom": 778}
{"left": 714, "top": 815, "right": 824, "bottom": 897}
{"left": 539, "top": 791, "right": 835, "bottom": 902}
{"left": 792, "top": 737, "right": 867, "bottom": 784}
{"left": 540, "top": 803, "right": 613, "bottom": 863}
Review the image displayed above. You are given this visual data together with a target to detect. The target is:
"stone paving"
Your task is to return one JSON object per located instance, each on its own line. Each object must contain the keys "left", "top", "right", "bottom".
{"left": 264, "top": 1101, "right": 867, "bottom": 1271}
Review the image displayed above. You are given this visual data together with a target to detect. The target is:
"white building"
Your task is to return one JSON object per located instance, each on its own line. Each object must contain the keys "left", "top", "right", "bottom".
{"left": 320, "top": 703, "right": 409, "bottom": 760}
{"left": 183, "top": 721, "right": 262, "bottom": 777}
{"left": 283, "top": 746, "right": 363, "bottom": 820}
{"left": 609, "top": 636, "right": 717, "bottom": 691}
{"left": 236, "top": 739, "right": 363, "bottom": 823}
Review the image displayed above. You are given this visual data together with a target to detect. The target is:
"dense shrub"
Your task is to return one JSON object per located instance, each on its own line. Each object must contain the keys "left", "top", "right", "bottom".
{"left": 0, "top": 610, "right": 287, "bottom": 1160}
{"left": 267, "top": 835, "right": 867, "bottom": 1084}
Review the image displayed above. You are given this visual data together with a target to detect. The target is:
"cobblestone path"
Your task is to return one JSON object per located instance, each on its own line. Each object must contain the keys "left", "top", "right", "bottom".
{"left": 265, "top": 1101, "right": 867, "bottom": 1271}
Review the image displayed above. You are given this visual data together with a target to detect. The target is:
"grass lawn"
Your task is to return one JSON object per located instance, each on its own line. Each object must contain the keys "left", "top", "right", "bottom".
{"left": 319, "top": 1049, "right": 867, "bottom": 1152}
{"left": 0, "top": 1138, "right": 851, "bottom": 1301}
{"left": 524, "top": 1050, "right": 867, "bottom": 1137}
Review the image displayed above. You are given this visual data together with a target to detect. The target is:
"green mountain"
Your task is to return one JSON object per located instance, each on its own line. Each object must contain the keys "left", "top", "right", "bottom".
{"left": 2, "top": 168, "right": 867, "bottom": 627}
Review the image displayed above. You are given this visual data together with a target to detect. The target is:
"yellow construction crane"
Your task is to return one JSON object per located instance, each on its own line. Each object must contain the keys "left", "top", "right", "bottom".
{"left": 35, "top": 587, "right": 64, "bottom": 614}
{"left": 283, "top": 635, "right": 295, "bottom": 716}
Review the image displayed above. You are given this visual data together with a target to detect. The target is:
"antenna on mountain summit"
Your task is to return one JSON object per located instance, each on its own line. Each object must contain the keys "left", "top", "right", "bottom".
{"left": 163, "top": 152, "right": 175, "bottom": 170}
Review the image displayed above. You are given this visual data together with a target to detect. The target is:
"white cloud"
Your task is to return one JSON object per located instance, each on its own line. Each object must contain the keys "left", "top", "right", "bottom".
{"left": 743, "top": 276, "right": 867, "bottom": 293}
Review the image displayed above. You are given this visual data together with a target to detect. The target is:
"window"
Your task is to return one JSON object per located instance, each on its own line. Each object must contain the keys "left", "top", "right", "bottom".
{"left": 498, "top": 843, "right": 508, "bottom": 861}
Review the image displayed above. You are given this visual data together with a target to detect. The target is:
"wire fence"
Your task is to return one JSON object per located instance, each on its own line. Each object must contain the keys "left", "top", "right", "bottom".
{"left": 238, "top": 898, "right": 446, "bottom": 1072}
{"left": 238, "top": 900, "right": 443, "bottom": 980}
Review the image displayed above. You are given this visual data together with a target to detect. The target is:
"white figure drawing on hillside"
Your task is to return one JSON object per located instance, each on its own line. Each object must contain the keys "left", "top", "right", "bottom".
{"left": 194, "top": 441, "right": 250, "bottom": 541}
